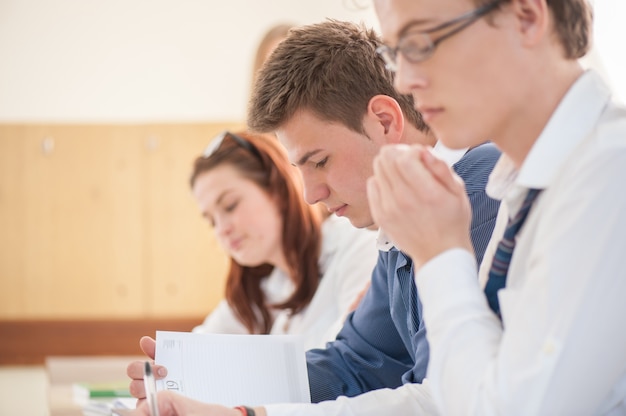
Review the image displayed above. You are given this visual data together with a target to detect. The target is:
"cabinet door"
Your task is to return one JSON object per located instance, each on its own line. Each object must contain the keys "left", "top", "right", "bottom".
{"left": 0, "top": 125, "right": 145, "bottom": 317}
{"left": 0, "top": 123, "right": 239, "bottom": 319}
{"left": 141, "top": 123, "right": 235, "bottom": 317}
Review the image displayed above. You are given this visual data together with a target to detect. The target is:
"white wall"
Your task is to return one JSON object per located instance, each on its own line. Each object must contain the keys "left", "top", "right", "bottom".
{"left": 0, "top": 0, "right": 623, "bottom": 123}
{"left": 591, "top": 0, "right": 626, "bottom": 104}
{"left": 0, "top": 0, "right": 378, "bottom": 123}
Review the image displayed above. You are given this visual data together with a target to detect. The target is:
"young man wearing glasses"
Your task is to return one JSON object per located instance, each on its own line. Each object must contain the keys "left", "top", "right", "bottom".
{"left": 127, "top": 20, "right": 502, "bottom": 416}
{"left": 370, "top": 0, "right": 626, "bottom": 414}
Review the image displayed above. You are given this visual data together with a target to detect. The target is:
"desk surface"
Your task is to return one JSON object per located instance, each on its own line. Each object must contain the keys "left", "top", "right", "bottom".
{"left": 47, "top": 356, "right": 143, "bottom": 416}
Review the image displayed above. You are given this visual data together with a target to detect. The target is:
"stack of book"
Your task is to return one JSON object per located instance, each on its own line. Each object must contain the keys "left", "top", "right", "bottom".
{"left": 72, "top": 380, "right": 135, "bottom": 416}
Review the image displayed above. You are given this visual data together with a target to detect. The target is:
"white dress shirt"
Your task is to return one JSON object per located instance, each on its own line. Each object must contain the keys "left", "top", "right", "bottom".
{"left": 193, "top": 215, "right": 378, "bottom": 350}
{"left": 417, "top": 70, "right": 626, "bottom": 415}
{"left": 266, "top": 70, "right": 626, "bottom": 416}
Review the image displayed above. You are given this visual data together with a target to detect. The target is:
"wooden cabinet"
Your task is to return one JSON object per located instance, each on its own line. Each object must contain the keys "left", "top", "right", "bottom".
{"left": 0, "top": 123, "right": 242, "bottom": 319}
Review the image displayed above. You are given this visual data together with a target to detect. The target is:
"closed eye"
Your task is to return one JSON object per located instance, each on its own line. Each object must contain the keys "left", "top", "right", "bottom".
{"left": 224, "top": 201, "right": 239, "bottom": 213}
{"left": 314, "top": 157, "right": 328, "bottom": 169}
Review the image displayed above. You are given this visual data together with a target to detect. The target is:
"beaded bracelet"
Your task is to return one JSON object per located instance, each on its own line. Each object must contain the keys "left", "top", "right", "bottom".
{"left": 234, "top": 405, "right": 256, "bottom": 416}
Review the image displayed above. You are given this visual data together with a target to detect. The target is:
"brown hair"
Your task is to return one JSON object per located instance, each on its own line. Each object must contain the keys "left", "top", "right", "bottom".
{"left": 247, "top": 19, "right": 427, "bottom": 134}
{"left": 476, "top": 0, "right": 593, "bottom": 59}
{"left": 190, "top": 131, "right": 322, "bottom": 334}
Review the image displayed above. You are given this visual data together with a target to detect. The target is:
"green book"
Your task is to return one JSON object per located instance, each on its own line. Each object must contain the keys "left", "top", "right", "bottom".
{"left": 72, "top": 380, "right": 132, "bottom": 403}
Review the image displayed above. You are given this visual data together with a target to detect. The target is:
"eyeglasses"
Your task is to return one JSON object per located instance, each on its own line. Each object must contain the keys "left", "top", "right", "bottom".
{"left": 202, "top": 131, "right": 263, "bottom": 161}
{"left": 376, "top": 0, "right": 501, "bottom": 71}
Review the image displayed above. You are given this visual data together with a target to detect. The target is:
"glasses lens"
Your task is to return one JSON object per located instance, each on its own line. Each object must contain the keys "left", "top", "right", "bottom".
{"left": 399, "top": 33, "right": 434, "bottom": 63}
{"left": 203, "top": 131, "right": 264, "bottom": 163}
{"left": 376, "top": 45, "right": 397, "bottom": 72}
{"left": 202, "top": 131, "right": 228, "bottom": 158}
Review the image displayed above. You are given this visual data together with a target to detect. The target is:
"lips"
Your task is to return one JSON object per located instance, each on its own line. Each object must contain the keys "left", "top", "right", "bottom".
{"left": 228, "top": 237, "right": 243, "bottom": 251}
{"left": 417, "top": 106, "right": 444, "bottom": 123}
{"left": 330, "top": 204, "right": 347, "bottom": 217}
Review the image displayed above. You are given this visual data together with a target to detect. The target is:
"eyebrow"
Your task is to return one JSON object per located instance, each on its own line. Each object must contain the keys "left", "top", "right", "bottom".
{"left": 295, "top": 149, "right": 324, "bottom": 166}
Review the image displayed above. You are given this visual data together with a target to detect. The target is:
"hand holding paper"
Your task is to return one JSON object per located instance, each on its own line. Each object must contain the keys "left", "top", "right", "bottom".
{"left": 154, "top": 331, "right": 310, "bottom": 407}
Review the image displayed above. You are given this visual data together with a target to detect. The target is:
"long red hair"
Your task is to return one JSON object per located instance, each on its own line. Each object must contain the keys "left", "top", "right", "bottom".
{"left": 190, "top": 131, "right": 322, "bottom": 333}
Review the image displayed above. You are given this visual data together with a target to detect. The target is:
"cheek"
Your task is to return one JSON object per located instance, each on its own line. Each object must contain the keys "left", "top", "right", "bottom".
{"left": 252, "top": 199, "right": 283, "bottom": 239}
{"left": 266, "top": 207, "right": 284, "bottom": 238}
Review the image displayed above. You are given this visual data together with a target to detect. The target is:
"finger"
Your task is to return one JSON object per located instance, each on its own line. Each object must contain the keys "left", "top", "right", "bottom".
{"left": 421, "top": 148, "right": 466, "bottom": 195}
{"left": 131, "top": 398, "right": 150, "bottom": 416}
{"left": 135, "top": 398, "right": 145, "bottom": 409}
{"left": 399, "top": 147, "right": 437, "bottom": 194}
{"left": 139, "top": 337, "right": 168, "bottom": 378}
{"left": 377, "top": 145, "right": 436, "bottom": 205}
{"left": 372, "top": 145, "right": 425, "bottom": 205}
{"left": 129, "top": 379, "right": 146, "bottom": 400}
{"left": 139, "top": 336, "right": 156, "bottom": 359}
{"left": 372, "top": 144, "right": 409, "bottom": 197}
{"left": 127, "top": 360, "right": 146, "bottom": 379}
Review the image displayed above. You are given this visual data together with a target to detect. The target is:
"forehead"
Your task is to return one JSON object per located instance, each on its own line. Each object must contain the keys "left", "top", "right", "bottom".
{"left": 374, "top": 0, "right": 471, "bottom": 41}
{"left": 193, "top": 164, "right": 249, "bottom": 195}
{"left": 275, "top": 110, "right": 354, "bottom": 163}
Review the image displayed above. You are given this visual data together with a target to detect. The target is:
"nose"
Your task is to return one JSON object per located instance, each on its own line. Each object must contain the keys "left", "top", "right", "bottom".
{"left": 301, "top": 172, "right": 330, "bottom": 206}
{"left": 393, "top": 58, "right": 427, "bottom": 97}
{"left": 213, "top": 214, "right": 234, "bottom": 239}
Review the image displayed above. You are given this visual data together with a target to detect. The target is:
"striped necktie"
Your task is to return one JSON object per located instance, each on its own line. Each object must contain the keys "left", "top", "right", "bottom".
{"left": 484, "top": 188, "right": 542, "bottom": 318}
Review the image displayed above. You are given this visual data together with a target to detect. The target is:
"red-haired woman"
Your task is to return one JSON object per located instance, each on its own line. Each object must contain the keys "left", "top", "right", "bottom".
{"left": 189, "top": 130, "right": 377, "bottom": 349}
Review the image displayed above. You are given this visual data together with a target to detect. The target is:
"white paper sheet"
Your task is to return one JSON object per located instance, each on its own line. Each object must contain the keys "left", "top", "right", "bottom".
{"left": 154, "top": 331, "right": 311, "bottom": 407}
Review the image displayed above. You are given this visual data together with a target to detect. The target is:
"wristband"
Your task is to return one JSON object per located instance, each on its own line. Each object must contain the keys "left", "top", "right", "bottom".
{"left": 234, "top": 405, "right": 256, "bottom": 416}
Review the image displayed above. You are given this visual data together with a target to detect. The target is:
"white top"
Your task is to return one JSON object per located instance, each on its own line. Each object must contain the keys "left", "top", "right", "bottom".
{"left": 417, "top": 70, "right": 626, "bottom": 416}
{"left": 266, "top": 70, "right": 626, "bottom": 416}
{"left": 192, "top": 215, "right": 378, "bottom": 350}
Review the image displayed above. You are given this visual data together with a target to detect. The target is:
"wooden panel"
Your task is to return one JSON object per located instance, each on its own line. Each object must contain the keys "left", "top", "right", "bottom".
{"left": 0, "top": 127, "right": 27, "bottom": 317}
{"left": 0, "top": 318, "right": 203, "bottom": 365}
{"left": 142, "top": 123, "right": 239, "bottom": 317}
{"left": 0, "top": 125, "right": 145, "bottom": 317}
{"left": 0, "top": 123, "right": 243, "bottom": 320}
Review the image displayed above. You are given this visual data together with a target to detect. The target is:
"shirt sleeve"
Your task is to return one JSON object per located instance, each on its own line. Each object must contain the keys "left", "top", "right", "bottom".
{"left": 416, "top": 148, "right": 626, "bottom": 415}
{"left": 305, "top": 252, "right": 414, "bottom": 402}
{"left": 265, "top": 381, "right": 439, "bottom": 416}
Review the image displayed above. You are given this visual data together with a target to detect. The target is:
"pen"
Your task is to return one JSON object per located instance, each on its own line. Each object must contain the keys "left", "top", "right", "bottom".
{"left": 144, "top": 361, "right": 160, "bottom": 416}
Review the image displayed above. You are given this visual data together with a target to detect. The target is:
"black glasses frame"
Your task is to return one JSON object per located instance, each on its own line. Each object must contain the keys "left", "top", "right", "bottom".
{"left": 376, "top": 0, "right": 501, "bottom": 70}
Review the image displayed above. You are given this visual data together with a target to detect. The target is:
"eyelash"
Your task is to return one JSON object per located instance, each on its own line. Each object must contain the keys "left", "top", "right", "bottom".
{"left": 208, "top": 201, "right": 239, "bottom": 227}
{"left": 225, "top": 201, "right": 238, "bottom": 212}
{"left": 314, "top": 157, "right": 328, "bottom": 169}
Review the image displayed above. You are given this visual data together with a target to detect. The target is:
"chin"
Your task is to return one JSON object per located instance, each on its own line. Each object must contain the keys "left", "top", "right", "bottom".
{"left": 347, "top": 216, "right": 375, "bottom": 230}
{"left": 232, "top": 254, "right": 257, "bottom": 267}
{"left": 436, "top": 128, "right": 482, "bottom": 150}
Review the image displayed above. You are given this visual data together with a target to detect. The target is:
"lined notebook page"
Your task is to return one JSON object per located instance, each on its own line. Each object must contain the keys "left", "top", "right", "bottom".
{"left": 154, "top": 331, "right": 310, "bottom": 407}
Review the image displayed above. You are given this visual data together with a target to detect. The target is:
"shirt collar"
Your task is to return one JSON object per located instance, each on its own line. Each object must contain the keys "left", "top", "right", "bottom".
{"left": 433, "top": 141, "right": 468, "bottom": 167}
{"left": 377, "top": 141, "right": 467, "bottom": 252}
{"left": 376, "top": 229, "right": 394, "bottom": 251}
{"left": 488, "top": 70, "right": 612, "bottom": 200}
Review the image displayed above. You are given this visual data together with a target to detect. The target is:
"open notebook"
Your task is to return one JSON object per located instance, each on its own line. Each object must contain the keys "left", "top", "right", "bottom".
{"left": 154, "top": 331, "right": 311, "bottom": 407}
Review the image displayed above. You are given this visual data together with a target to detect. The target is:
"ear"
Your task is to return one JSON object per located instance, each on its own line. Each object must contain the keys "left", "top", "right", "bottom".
{"left": 365, "top": 94, "right": 405, "bottom": 144}
{"left": 510, "top": 0, "right": 550, "bottom": 48}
